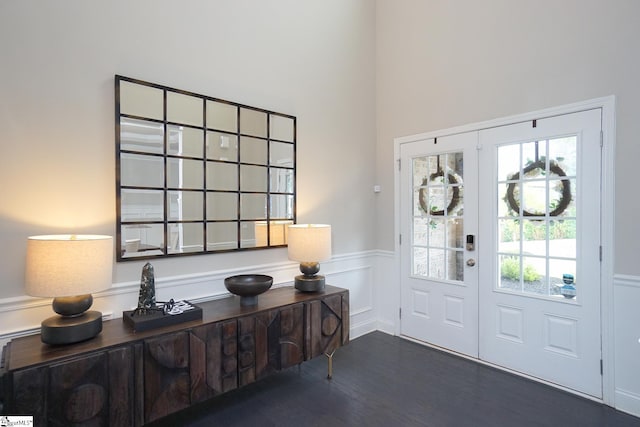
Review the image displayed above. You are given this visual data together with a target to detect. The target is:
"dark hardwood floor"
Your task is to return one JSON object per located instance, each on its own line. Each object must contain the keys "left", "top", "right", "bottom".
{"left": 149, "top": 331, "right": 640, "bottom": 427}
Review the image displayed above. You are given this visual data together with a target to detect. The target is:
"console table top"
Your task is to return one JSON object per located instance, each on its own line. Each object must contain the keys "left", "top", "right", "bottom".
{"left": 4, "top": 285, "right": 347, "bottom": 371}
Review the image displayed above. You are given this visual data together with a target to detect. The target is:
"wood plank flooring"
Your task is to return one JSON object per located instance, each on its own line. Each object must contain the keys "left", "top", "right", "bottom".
{"left": 148, "top": 331, "right": 640, "bottom": 427}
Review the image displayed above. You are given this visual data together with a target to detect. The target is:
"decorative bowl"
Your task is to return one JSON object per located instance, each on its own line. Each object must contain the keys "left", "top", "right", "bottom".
{"left": 224, "top": 274, "right": 273, "bottom": 306}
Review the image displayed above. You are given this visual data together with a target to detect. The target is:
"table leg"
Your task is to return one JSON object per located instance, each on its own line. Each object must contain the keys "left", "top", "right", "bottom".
{"left": 325, "top": 349, "right": 336, "bottom": 379}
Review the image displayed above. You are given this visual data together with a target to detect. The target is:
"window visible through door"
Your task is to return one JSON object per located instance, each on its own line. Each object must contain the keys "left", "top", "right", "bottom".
{"left": 412, "top": 152, "right": 465, "bottom": 282}
{"left": 496, "top": 136, "right": 578, "bottom": 300}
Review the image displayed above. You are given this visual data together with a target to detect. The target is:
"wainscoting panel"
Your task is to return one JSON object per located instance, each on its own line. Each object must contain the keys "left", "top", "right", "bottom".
{"left": 614, "top": 274, "right": 640, "bottom": 417}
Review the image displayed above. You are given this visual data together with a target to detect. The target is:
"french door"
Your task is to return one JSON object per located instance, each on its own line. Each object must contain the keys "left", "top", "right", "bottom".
{"left": 400, "top": 132, "right": 479, "bottom": 358}
{"left": 400, "top": 108, "right": 602, "bottom": 397}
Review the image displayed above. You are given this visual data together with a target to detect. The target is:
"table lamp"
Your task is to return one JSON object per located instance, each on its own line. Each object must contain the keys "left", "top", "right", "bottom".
{"left": 25, "top": 234, "right": 113, "bottom": 345}
{"left": 287, "top": 224, "right": 331, "bottom": 292}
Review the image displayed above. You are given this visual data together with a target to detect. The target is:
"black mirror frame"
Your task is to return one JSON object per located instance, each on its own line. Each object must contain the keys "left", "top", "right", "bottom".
{"left": 115, "top": 75, "right": 296, "bottom": 261}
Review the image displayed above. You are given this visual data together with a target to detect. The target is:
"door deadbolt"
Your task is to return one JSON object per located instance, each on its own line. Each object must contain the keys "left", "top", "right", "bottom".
{"left": 466, "top": 234, "right": 475, "bottom": 251}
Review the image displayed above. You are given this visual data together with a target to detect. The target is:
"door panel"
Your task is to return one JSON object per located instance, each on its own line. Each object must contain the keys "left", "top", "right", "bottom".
{"left": 400, "top": 132, "right": 479, "bottom": 358}
{"left": 478, "top": 109, "right": 602, "bottom": 397}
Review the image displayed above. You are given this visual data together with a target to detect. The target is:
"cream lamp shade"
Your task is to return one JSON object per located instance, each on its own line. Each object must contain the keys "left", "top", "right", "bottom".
{"left": 287, "top": 224, "right": 331, "bottom": 262}
{"left": 25, "top": 234, "right": 113, "bottom": 345}
{"left": 25, "top": 234, "right": 113, "bottom": 297}
{"left": 287, "top": 224, "right": 331, "bottom": 292}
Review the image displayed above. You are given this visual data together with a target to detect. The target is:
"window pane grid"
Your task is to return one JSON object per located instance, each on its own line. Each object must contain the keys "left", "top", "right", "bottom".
{"left": 412, "top": 152, "right": 464, "bottom": 282}
{"left": 496, "top": 136, "right": 578, "bottom": 300}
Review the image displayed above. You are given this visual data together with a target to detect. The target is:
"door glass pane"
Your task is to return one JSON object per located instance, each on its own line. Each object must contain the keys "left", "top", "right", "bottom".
{"left": 522, "top": 256, "right": 545, "bottom": 295}
{"left": 413, "top": 247, "right": 427, "bottom": 276}
{"left": 447, "top": 218, "right": 464, "bottom": 248}
{"left": 412, "top": 151, "right": 464, "bottom": 282}
{"left": 446, "top": 250, "right": 464, "bottom": 281}
{"left": 413, "top": 217, "right": 429, "bottom": 246}
{"left": 549, "top": 219, "right": 576, "bottom": 257}
{"left": 548, "top": 136, "right": 577, "bottom": 176}
{"left": 428, "top": 217, "right": 445, "bottom": 247}
{"left": 496, "top": 136, "right": 578, "bottom": 300}
{"left": 522, "top": 220, "right": 547, "bottom": 256}
{"left": 499, "top": 219, "right": 520, "bottom": 253}
{"left": 497, "top": 144, "right": 519, "bottom": 181}
{"left": 499, "top": 254, "right": 521, "bottom": 291}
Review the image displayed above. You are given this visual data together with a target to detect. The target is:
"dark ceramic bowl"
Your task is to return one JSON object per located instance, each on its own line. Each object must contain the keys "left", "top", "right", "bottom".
{"left": 224, "top": 274, "right": 273, "bottom": 306}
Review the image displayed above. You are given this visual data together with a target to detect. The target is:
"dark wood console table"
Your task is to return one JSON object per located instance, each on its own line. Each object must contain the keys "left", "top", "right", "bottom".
{"left": 0, "top": 285, "right": 349, "bottom": 426}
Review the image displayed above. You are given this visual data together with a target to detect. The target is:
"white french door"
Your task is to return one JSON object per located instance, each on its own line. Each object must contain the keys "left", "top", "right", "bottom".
{"left": 478, "top": 108, "right": 602, "bottom": 398}
{"left": 400, "top": 132, "right": 479, "bottom": 358}
{"left": 400, "top": 108, "right": 603, "bottom": 398}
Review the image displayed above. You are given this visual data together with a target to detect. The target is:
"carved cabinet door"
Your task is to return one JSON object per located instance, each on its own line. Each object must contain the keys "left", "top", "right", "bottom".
{"left": 143, "top": 332, "right": 191, "bottom": 423}
{"left": 190, "top": 319, "right": 238, "bottom": 404}
{"left": 12, "top": 347, "right": 134, "bottom": 427}
{"left": 305, "top": 293, "right": 349, "bottom": 360}
{"left": 237, "top": 303, "right": 304, "bottom": 387}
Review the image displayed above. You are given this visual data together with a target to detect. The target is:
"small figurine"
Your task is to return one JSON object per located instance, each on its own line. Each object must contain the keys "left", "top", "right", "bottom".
{"left": 136, "top": 262, "right": 156, "bottom": 313}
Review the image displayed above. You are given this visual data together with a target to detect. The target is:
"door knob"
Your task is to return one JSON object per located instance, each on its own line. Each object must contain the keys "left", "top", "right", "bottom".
{"left": 466, "top": 258, "right": 476, "bottom": 267}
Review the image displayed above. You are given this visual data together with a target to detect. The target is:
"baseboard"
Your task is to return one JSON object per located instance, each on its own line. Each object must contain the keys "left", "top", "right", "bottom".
{"left": 375, "top": 319, "right": 396, "bottom": 336}
{"left": 350, "top": 318, "right": 377, "bottom": 340}
{"left": 614, "top": 388, "right": 640, "bottom": 418}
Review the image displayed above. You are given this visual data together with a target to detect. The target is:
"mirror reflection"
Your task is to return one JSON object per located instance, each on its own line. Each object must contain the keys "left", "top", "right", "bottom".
{"left": 168, "top": 126, "right": 204, "bottom": 157}
{"left": 116, "top": 75, "right": 295, "bottom": 260}
{"left": 167, "top": 91, "right": 203, "bottom": 127}
{"left": 207, "top": 131, "right": 238, "bottom": 161}
{"left": 240, "top": 108, "right": 267, "bottom": 137}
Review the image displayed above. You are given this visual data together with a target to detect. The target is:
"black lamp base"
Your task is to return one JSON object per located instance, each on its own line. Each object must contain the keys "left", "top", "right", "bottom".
{"left": 294, "top": 274, "right": 325, "bottom": 292}
{"left": 41, "top": 310, "right": 103, "bottom": 345}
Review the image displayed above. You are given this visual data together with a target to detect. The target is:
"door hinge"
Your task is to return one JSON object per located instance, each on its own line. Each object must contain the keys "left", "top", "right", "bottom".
{"left": 600, "top": 359, "right": 603, "bottom": 375}
{"left": 399, "top": 234, "right": 402, "bottom": 245}
{"left": 600, "top": 130, "right": 604, "bottom": 148}
{"left": 599, "top": 245, "right": 603, "bottom": 262}
{"left": 399, "top": 307, "right": 402, "bottom": 319}
{"left": 397, "top": 159, "right": 401, "bottom": 171}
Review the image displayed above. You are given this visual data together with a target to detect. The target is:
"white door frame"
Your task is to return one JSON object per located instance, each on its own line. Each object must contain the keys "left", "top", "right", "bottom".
{"left": 393, "top": 96, "right": 615, "bottom": 404}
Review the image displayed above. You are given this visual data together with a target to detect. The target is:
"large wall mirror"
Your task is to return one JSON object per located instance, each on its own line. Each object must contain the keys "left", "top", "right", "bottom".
{"left": 115, "top": 75, "right": 296, "bottom": 261}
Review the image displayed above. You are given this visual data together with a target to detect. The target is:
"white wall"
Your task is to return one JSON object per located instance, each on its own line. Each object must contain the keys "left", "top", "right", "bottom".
{"left": 375, "top": 0, "right": 640, "bottom": 416}
{"left": 375, "top": 0, "right": 640, "bottom": 273}
{"left": 0, "top": 0, "right": 376, "bottom": 299}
